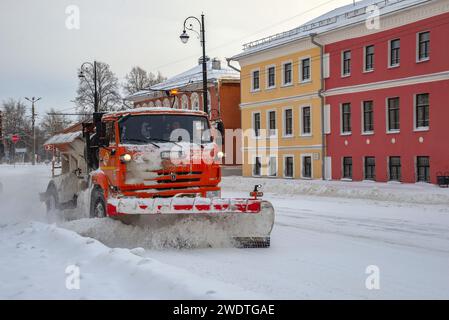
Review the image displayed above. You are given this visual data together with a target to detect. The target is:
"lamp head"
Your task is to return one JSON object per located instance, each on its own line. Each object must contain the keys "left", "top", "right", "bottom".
{"left": 180, "top": 30, "right": 190, "bottom": 44}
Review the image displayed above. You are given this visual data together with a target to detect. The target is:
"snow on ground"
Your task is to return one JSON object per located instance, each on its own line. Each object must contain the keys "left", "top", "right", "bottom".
{"left": 1, "top": 164, "right": 449, "bottom": 299}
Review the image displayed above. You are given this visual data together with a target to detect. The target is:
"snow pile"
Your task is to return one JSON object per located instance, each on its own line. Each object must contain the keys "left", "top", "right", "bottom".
{"left": 0, "top": 221, "right": 262, "bottom": 299}
{"left": 221, "top": 176, "right": 449, "bottom": 205}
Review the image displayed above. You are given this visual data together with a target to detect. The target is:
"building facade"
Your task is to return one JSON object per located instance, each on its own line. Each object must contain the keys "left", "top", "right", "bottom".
{"left": 232, "top": 40, "right": 324, "bottom": 180}
{"left": 323, "top": 0, "right": 449, "bottom": 184}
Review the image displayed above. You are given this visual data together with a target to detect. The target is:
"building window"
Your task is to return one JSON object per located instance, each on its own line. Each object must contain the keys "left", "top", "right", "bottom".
{"left": 341, "top": 103, "right": 351, "bottom": 134}
{"left": 418, "top": 31, "right": 430, "bottom": 61}
{"left": 268, "top": 110, "right": 277, "bottom": 137}
{"left": 417, "top": 156, "right": 430, "bottom": 183}
{"left": 365, "top": 45, "right": 375, "bottom": 71}
{"left": 390, "top": 39, "right": 400, "bottom": 67}
{"left": 363, "top": 101, "right": 374, "bottom": 133}
{"left": 387, "top": 97, "right": 400, "bottom": 132}
{"left": 283, "top": 62, "right": 292, "bottom": 85}
{"left": 302, "top": 156, "right": 312, "bottom": 178}
{"left": 253, "top": 157, "right": 261, "bottom": 176}
{"left": 181, "top": 95, "right": 189, "bottom": 109}
{"left": 285, "top": 156, "right": 294, "bottom": 178}
{"left": 301, "top": 58, "right": 311, "bottom": 82}
{"left": 416, "top": 93, "right": 429, "bottom": 129}
{"left": 268, "top": 156, "right": 277, "bottom": 177}
{"left": 342, "top": 50, "right": 351, "bottom": 76}
{"left": 364, "top": 157, "right": 376, "bottom": 181}
{"left": 267, "top": 66, "right": 276, "bottom": 88}
{"left": 253, "top": 112, "right": 261, "bottom": 137}
{"left": 284, "top": 108, "right": 293, "bottom": 136}
{"left": 149, "top": 101, "right": 155, "bottom": 108}
{"left": 252, "top": 70, "right": 260, "bottom": 91}
{"left": 301, "top": 106, "right": 311, "bottom": 135}
{"left": 191, "top": 93, "right": 200, "bottom": 111}
{"left": 389, "top": 156, "right": 401, "bottom": 182}
{"left": 155, "top": 100, "right": 162, "bottom": 108}
{"left": 343, "top": 157, "right": 352, "bottom": 179}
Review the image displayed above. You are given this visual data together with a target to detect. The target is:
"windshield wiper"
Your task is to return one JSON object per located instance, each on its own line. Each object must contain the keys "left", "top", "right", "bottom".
{"left": 123, "top": 138, "right": 161, "bottom": 148}
{"left": 149, "top": 138, "right": 182, "bottom": 148}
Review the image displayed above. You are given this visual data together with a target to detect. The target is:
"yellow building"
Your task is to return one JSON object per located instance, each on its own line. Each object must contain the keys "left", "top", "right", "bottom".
{"left": 230, "top": 36, "right": 325, "bottom": 180}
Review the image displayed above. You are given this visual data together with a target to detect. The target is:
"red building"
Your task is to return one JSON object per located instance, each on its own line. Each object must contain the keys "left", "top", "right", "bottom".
{"left": 323, "top": 0, "right": 449, "bottom": 184}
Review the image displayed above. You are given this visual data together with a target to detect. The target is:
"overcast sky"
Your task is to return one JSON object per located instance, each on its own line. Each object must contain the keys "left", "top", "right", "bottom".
{"left": 0, "top": 0, "right": 353, "bottom": 119}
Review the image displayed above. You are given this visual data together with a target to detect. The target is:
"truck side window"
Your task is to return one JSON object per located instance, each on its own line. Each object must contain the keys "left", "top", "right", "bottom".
{"left": 106, "top": 122, "right": 116, "bottom": 145}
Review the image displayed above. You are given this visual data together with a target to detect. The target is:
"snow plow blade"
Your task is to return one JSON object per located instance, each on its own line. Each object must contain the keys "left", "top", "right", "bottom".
{"left": 107, "top": 197, "right": 275, "bottom": 248}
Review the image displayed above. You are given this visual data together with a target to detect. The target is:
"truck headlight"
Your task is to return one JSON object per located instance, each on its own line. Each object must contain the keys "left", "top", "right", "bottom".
{"left": 120, "top": 154, "right": 132, "bottom": 163}
{"left": 217, "top": 151, "right": 225, "bottom": 159}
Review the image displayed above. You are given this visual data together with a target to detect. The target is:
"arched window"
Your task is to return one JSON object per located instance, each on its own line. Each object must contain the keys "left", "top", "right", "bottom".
{"left": 173, "top": 97, "right": 180, "bottom": 109}
{"left": 142, "top": 103, "right": 148, "bottom": 108}
{"left": 181, "top": 95, "right": 189, "bottom": 109}
{"left": 163, "top": 98, "right": 170, "bottom": 108}
{"left": 155, "top": 100, "right": 162, "bottom": 108}
{"left": 149, "top": 101, "right": 155, "bottom": 108}
{"left": 191, "top": 93, "right": 200, "bottom": 111}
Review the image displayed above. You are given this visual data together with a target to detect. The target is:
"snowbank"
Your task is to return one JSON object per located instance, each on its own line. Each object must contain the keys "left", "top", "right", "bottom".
{"left": 221, "top": 176, "right": 449, "bottom": 205}
{"left": 0, "top": 221, "right": 262, "bottom": 299}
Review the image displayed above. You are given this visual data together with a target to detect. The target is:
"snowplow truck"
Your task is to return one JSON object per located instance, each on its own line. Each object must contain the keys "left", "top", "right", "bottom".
{"left": 41, "top": 108, "right": 274, "bottom": 248}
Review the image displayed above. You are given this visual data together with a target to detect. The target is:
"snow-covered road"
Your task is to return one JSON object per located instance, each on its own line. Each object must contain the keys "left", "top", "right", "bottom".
{"left": 1, "top": 164, "right": 448, "bottom": 299}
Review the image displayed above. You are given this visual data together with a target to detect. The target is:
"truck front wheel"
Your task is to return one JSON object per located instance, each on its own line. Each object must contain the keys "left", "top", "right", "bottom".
{"left": 90, "top": 188, "right": 106, "bottom": 218}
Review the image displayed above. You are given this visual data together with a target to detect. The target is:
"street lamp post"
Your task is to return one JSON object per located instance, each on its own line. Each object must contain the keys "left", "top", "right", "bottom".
{"left": 25, "top": 96, "right": 42, "bottom": 166}
{"left": 180, "top": 14, "right": 209, "bottom": 115}
{"left": 79, "top": 61, "right": 99, "bottom": 113}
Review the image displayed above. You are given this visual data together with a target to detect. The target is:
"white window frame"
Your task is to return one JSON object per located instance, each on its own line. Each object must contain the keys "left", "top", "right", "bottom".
{"left": 299, "top": 56, "right": 312, "bottom": 83}
{"left": 266, "top": 109, "right": 277, "bottom": 138}
{"left": 323, "top": 53, "right": 330, "bottom": 79}
{"left": 363, "top": 45, "right": 375, "bottom": 73}
{"left": 340, "top": 103, "right": 352, "bottom": 136}
{"left": 361, "top": 100, "right": 374, "bottom": 135}
{"left": 268, "top": 155, "right": 278, "bottom": 177}
{"left": 266, "top": 64, "right": 276, "bottom": 89}
{"left": 300, "top": 153, "right": 313, "bottom": 179}
{"left": 252, "top": 111, "right": 262, "bottom": 138}
{"left": 282, "top": 60, "right": 293, "bottom": 87}
{"left": 341, "top": 50, "right": 351, "bottom": 77}
{"left": 413, "top": 93, "right": 430, "bottom": 132}
{"left": 388, "top": 39, "right": 401, "bottom": 68}
{"left": 283, "top": 154, "right": 295, "bottom": 179}
{"left": 324, "top": 104, "right": 331, "bottom": 134}
{"left": 416, "top": 31, "right": 430, "bottom": 63}
{"left": 300, "top": 105, "right": 313, "bottom": 137}
{"left": 386, "top": 97, "right": 401, "bottom": 134}
{"left": 251, "top": 68, "right": 261, "bottom": 92}
{"left": 282, "top": 107, "right": 294, "bottom": 138}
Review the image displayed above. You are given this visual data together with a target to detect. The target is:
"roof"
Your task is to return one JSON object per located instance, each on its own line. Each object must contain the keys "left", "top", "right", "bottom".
{"left": 232, "top": 0, "right": 431, "bottom": 60}
{"left": 126, "top": 59, "right": 240, "bottom": 102}
{"left": 44, "top": 131, "right": 82, "bottom": 146}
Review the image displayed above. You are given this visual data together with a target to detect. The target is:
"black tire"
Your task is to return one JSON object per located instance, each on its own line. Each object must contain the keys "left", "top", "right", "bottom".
{"left": 90, "top": 187, "right": 106, "bottom": 218}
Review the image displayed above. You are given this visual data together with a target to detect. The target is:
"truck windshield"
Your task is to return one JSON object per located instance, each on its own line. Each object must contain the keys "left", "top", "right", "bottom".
{"left": 119, "top": 114, "right": 211, "bottom": 145}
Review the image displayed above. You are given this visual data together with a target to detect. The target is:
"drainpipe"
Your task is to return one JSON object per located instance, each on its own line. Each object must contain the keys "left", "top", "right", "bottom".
{"left": 310, "top": 33, "right": 326, "bottom": 181}
{"left": 226, "top": 57, "right": 241, "bottom": 73}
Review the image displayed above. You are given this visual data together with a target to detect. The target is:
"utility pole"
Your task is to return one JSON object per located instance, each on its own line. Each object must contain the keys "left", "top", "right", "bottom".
{"left": 25, "top": 97, "right": 42, "bottom": 165}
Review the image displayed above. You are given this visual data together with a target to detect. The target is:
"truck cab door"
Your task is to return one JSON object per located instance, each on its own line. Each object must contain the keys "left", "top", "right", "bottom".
{"left": 99, "top": 121, "right": 118, "bottom": 184}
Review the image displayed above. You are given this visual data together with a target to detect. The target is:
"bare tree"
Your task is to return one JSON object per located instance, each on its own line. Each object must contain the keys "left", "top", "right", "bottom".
{"left": 1, "top": 99, "right": 33, "bottom": 161}
{"left": 39, "top": 108, "right": 72, "bottom": 138}
{"left": 75, "top": 61, "right": 122, "bottom": 113}
{"left": 123, "top": 66, "right": 167, "bottom": 96}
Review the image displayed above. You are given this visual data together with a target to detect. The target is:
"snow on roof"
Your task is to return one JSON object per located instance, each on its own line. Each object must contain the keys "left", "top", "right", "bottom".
{"left": 233, "top": 0, "right": 431, "bottom": 59}
{"left": 106, "top": 107, "right": 207, "bottom": 117}
{"left": 126, "top": 60, "right": 240, "bottom": 101}
{"left": 44, "top": 131, "right": 83, "bottom": 146}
